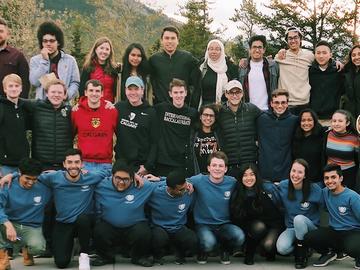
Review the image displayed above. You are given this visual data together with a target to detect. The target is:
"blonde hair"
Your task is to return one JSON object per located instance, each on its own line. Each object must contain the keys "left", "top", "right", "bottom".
{"left": 45, "top": 79, "right": 67, "bottom": 94}
{"left": 2, "top": 74, "right": 22, "bottom": 89}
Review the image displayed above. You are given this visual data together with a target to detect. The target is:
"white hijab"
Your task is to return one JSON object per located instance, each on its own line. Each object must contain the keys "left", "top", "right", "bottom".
{"left": 201, "top": 39, "right": 228, "bottom": 104}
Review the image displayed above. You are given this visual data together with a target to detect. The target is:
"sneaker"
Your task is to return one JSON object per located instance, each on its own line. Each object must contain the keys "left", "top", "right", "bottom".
{"left": 22, "top": 247, "right": 34, "bottom": 266}
{"left": 196, "top": 252, "right": 208, "bottom": 264}
{"left": 78, "top": 253, "right": 90, "bottom": 270}
{"left": 174, "top": 256, "right": 186, "bottom": 265}
{"left": 220, "top": 250, "right": 231, "bottom": 265}
{"left": 153, "top": 256, "right": 164, "bottom": 265}
{"left": 354, "top": 257, "right": 360, "bottom": 269}
{"left": 131, "top": 257, "right": 153, "bottom": 267}
{"left": 336, "top": 252, "right": 349, "bottom": 261}
{"left": 313, "top": 252, "right": 337, "bottom": 267}
{"left": 90, "top": 256, "right": 114, "bottom": 266}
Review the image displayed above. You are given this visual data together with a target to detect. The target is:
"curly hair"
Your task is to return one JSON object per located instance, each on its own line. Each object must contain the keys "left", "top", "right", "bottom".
{"left": 37, "top": 21, "right": 64, "bottom": 50}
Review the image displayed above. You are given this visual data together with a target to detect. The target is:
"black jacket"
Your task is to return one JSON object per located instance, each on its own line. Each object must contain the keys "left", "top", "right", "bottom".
{"left": 28, "top": 99, "right": 73, "bottom": 166}
{"left": 0, "top": 98, "right": 30, "bottom": 166}
{"left": 114, "top": 100, "right": 158, "bottom": 171}
{"left": 218, "top": 102, "right": 261, "bottom": 165}
{"left": 309, "top": 60, "right": 344, "bottom": 119}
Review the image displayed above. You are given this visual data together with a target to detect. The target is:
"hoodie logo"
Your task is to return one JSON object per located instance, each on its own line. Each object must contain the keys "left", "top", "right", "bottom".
{"left": 178, "top": 203, "right": 186, "bottom": 212}
{"left": 33, "top": 196, "right": 42, "bottom": 205}
{"left": 129, "top": 112, "right": 136, "bottom": 121}
{"left": 91, "top": 118, "right": 101, "bottom": 128}
{"left": 125, "top": 194, "right": 135, "bottom": 203}
{"left": 300, "top": 202, "right": 310, "bottom": 210}
{"left": 61, "top": 108, "right": 67, "bottom": 117}
{"left": 338, "top": 206, "right": 347, "bottom": 215}
{"left": 224, "top": 191, "right": 231, "bottom": 199}
{"left": 81, "top": 185, "right": 90, "bottom": 191}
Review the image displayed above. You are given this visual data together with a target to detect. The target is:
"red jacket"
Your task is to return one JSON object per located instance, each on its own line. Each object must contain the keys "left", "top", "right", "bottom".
{"left": 89, "top": 62, "right": 116, "bottom": 102}
{"left": 72, "top": 97, "right": 118, "bottom": 163}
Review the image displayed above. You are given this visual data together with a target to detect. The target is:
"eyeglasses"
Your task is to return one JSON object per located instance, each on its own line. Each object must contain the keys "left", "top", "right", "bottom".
{"left": 287, "top": 36, "right": 300, "bottom": 41}
{"left": 251, "top": 46, "right": 264, "bottom": 50}
{"left": 42, "top": 39, "right": 57, "bottom": 44}
{"left": 227, "top": 91, "right": 242, "bottom": 96}
{"left": 272, "top": 101, "right": 288, "bottom": 105}
{"left": 202, "top": 113, "right": 215, "bottom": 118}
{"left": 113, "top": 176, "right": 131, "bottom": 183}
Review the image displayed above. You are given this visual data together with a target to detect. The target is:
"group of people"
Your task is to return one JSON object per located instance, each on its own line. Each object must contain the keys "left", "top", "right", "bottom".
{"left": 0, "top": 15, "right": 360, "bottom": 270}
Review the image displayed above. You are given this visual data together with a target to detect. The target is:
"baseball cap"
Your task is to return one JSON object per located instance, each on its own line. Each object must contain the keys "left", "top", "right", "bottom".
{"left": 125, "top": 76, "right": 144, "bottom": 88}
{"left": 223, "top": 80, "right": 243, "bottom": 93}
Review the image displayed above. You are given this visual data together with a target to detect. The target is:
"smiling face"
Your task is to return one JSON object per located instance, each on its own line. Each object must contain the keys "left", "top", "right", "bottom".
{"left": 85, "top": 83, "right": 103, "bottom": 107}
{"left": 287, "top": 31, "right": 301, "bottom": 52}
{"left": 19, "top": 174, "right": 38, "bottom": 189}
{"left": 128, "top": 47, "right": 142, "bottom": 68}
{"left": 4, "top": 80, "right": 22, "bottom": 100}
{"left": 290, "top": 162, "right": 306, "bottom": 188}
{"left": 323, "top": 170, "right": 343, "bottom": 193}
{"left": 207, "top": 157, "right": 227, "bottom": 182}
{"left": 46, "top": 84, "right": 67, "bottom": 108}
{"left": 331, "top": 112, "right": 349, "bottom": 134}
{"left": 249, "top": 40, "right": 265, "bottom": 62}
{"left": 126, "top": 85, "right": 144, "bottom": 106}
{"left": 270, "top": 95, "right": 288, "bottom": 116}
{"left": 95, "top": 42, "right": 111, "bottom": 64}
{"left": 0, "top": 24, "right": 9, "bottom": 48}
{"left": 161, "top": 30, "right": 179, "bottom": 55}
{"left": 351, "top": 47, "right": 360, "bottom": 67}
{"left": 200, "top": 108, "right": 216, "bottom": 129}
{"left": 169, "top": 86, "right": 187, "bottom": 108}
{"left": 300, "top": 112, "right": 315, "bottom": 135}
{"left": 242, "top": 168, "right": 256, "bottom": 188}
{"left": 225, "top": 88, "right": 243, "bottom": 108}
{"left": 208, "top": 41, "right": 222, "bottom": 62}
{"left": 112, "top": 170, "right": 132, "bottom": 192}
{"left": 63, "top": 154, "right": 82, "bottom": 181}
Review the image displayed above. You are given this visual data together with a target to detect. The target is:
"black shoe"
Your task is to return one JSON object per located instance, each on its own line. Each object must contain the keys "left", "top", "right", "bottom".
{"left": 174, "top": 256, "right": 186, "bottom": 265}
{"left": 266, "top": 253, "right": 276, "bottom": 262}
{"left": 336, "top": 252, "right": 349, "bottom": 261}
{"left": 355, "top": 257, "right": 360, "bottom": 269}
{"left": 153, "top": 256, "right": 164, "bottom": 265}
{"left": 90, "top": 256, "right": 115, "bottom": 266}
{"left": 295, "top": 257, "right": 308, "bottom": 269}
{"left": 131, "top": 257, "right": 153, "bottom": 267}
{"left": 196, "top": 252, "right": 208, "bottom": 264}
{"left": 313, "top": 252, "right": 336, "bottom": 267}
{"left": 244, "top": 255, "right": 254, "bottom": 265}
{"left": 220, "top": 250, "right": 230, "bottom": 265}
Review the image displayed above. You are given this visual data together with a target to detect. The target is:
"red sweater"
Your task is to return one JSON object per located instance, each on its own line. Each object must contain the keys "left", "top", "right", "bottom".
{"left": 72, "top": 97, "right": 118, "bottom": 163}
{"left": 89, "top": 62, "right": 116, "bottom": 102}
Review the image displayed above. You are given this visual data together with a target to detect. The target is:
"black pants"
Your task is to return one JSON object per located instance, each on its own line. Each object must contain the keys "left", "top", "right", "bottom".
{"left": 304, "top": 227, "right": 360, "bottom": 258}
{"left": 93, "top": 220, "right": 151, "bottom": 261}
{"left": 151, "top": 225, "right": 197, "bottom": 258}
{"left": 342, "top": 166, "right": 358, "bottom": 191}
{"left": 52, "top": 214, "right": 94, "bottom": 268}
{"left": 243, "top": 220, "right": 283, "bottom": 257}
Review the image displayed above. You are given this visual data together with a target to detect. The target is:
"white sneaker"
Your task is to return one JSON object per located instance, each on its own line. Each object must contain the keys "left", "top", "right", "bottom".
{"left": 79, "top": 253, "right": 90, "bottom": 270}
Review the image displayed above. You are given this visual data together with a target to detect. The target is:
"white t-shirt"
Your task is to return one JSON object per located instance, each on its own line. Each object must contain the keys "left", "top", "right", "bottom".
{"left": 248, "top": 60, "right": 268, "bottom": 110}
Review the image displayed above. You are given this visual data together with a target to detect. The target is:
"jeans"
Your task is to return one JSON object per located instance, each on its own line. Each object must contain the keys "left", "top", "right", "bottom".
{"left": 196, "top": 223, "right": 245, "bottom": 253}
{"left": 276, "top": 215, "right": 317, "bottom": 255}
{"left": 82, "top": 161, "right": 112, "bottom": 173}
{"left": 0, "top": 223, "right": 45, "bottom": 256}
{"left": 0, "top": 165, "right": 18, "bottom": 177}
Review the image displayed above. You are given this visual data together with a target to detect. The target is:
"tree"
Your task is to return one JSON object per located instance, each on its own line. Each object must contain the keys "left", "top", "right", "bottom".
{"left": 233, "top": 0, "right": 356, "bottom": 59}
{"left": 179, "top": 0, "right": 214, "bottom": 59}
{"left": 230, "top": 0, "right": 257, "bottom": 40}
{"left": 227, "top": 35, "right": 248, "bottom": 63}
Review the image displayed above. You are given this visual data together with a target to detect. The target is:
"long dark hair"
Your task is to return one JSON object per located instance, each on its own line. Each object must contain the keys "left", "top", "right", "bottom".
{"left": 230, "top": 163, "right": 264, "bottom": 221}
{"left": 122, "top": 43, "right": 149, "bottom": 79}
{"left": 294, "top": 108, "right": 323, "bottom": 139}
{"left": 287, "top": 159, "right": 310, "bottom": 202}
{"left": 195, "top": 103, "right": 219, "bottom": 131}
{"left": 344, "top": 45, "right": 360, "bottom": 73}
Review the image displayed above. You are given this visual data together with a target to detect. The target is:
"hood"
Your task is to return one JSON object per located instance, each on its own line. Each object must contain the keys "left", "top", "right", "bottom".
{"left": 78, "top": 96, "right": 107, "bottom": 111}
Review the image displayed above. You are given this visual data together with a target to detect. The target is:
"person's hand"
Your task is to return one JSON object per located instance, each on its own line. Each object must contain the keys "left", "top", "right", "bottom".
{"left": 0, "top": 174, "right": 13, "bottom": 189}
{"left": 238, "top": 58, "right": 248, "bottom": 69}
{"left": 4, "top": 221, "right": 17, "bottom": 242}
{"left": 72, "top": 103, "right": 79, "bottom": 112}
{"left": 335, "top": 60, "right": 344, "bottom": 72}
{"left": 186, "top": 181, "right": 194, "bottom": 194}
{"left": 40, "top": 48, "right": 50, "bottom": 61}
{"left": 134, "top": 173, "right": 144, "bottom": 188}
{"left": 104, "top": 100, "right": 115, "bottom": 109}
{"left": 136, "top": 165, "right": 148, "bottom": 177}
{"left": 277, "top": 49, "right": 286, "bottom": 60}
{"left": 144, "top": 174, "right": 160, "bottom": 182}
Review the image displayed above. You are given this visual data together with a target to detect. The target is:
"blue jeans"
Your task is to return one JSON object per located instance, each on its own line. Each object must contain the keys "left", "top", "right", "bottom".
{"left": 0, "top": 165, "right": 18, "bottom": 177}
{"left": 276, "top": 215, "right": 317, "bottom": 255}
{"left": 82, "top": 161, "right": 112, "bottom": 173}
{"left": 196, "top": 223, "right": 245, "bottom": 252}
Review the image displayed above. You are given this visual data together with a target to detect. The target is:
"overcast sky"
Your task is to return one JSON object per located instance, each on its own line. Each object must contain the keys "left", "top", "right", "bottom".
{"left": 139, "top": 0, "right": 242, "bottom": 40}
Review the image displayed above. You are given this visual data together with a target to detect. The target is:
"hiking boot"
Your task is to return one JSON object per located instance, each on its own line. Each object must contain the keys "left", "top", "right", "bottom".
{"left": 313, "top": 252, "right": 336, "bottom": 267}
{"left": 22, "top": 247, "right": 34, "bottom": 266}
{"left": 0, "top": 249, "right": 10, "bottom": 270}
